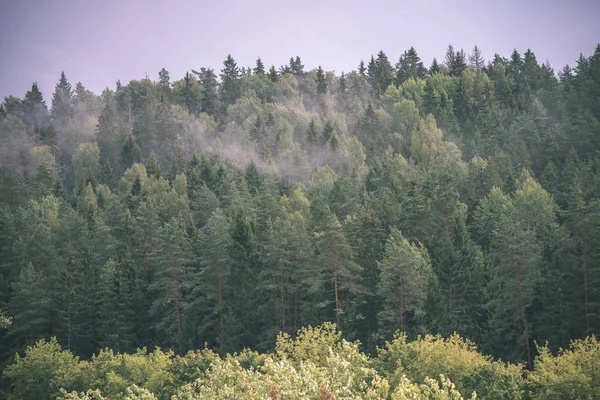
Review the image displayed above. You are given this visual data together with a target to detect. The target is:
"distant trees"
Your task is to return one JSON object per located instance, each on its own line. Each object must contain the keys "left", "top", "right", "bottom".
{"left": 1, "top": 44, "right": 600, "bottom": 389}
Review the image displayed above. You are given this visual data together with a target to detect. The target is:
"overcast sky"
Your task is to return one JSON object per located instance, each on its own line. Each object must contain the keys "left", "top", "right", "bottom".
{"left": 1, "top": 0, "right": 599, "bottom": 102}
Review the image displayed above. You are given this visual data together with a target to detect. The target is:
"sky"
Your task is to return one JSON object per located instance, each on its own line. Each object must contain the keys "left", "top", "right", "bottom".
{"left": 0, "top": 0, "right": 599, "bottom": 103}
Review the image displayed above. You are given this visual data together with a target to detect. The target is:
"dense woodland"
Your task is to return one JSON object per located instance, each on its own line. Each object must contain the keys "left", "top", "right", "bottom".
{"left": 1, "top": 44, "right": 600, "bottom": 398}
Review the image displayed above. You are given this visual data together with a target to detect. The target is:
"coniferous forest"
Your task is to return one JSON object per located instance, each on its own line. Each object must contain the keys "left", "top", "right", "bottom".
{"left": 1, "top": 44, "right": 600, "bottom": 399}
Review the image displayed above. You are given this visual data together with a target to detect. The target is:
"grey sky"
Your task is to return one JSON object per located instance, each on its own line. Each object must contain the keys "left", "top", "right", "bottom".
{"left": 1, "top": 0, "right": 599, "bottom": 103}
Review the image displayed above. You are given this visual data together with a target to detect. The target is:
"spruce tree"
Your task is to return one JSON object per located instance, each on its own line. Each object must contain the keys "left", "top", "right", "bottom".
{"left": 377, "top": 228, "right": 433, "bottom": 336}
{"left": 268, "top": 65, "right": 279, "bottom": 82}
{"left": 149, "top": 217, "right": 193, "bottom": 346}
{"left": 429, "top": 58, "right": 441, "bottom": 74}
{"left": 358, "top": 60, "right": 367, "bottom": 77}
{"left": 194, "top": 68, "right": 219, "bottom": 116}
{"left": 51, "top": 71, "right": 74, "bottom": 132}
{"left": 469, "top": 45, "right": 485, "bottom": 70}
{"left": 219, "top": 55, "right": 241, "bottom": 109}
{"left": 253, "top": 57, "right": 265, "bottom": 75}
{"left": 316, "top": 66, "right": 327, "bottom": 94}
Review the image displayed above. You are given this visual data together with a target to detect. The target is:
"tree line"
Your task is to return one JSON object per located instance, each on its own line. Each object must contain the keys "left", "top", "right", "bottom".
{"left": 1, "top": 43, "right": 600, "bottom": 397}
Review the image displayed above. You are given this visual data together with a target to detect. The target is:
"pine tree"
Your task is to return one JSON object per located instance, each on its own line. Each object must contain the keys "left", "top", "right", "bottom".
{"left": 51, "top": 71, "right": 74, "bottom": 132}
{"left": 120, "top": 135, "right": 142, "bottom": 170}
{"left": 444, "top": 45, "right": 456, "bottom": 72}
{"left": 316, "top": 66, "right": 327, "bottom": 94}
{"left": 96, "top": 93, "right": 123, "bottom": 168}
{"left": 429, "top": 58, "right": 441, "bottom": 74}
{"left": 195, "top": 208, "right": 232, "bottom": 340}
{"left": 219, "top": 55, "right": 241, "bottom": 110}
{"left": 290, "top": 56, "right": 305, "bottom": 76}
{"left": 149, "top": 217, "right": 192, "bottom": 346}
{"left": 395, "top": 47, "right": 426, "bottom": 85}
{"left": 339, "top": 72, "right": 347, "bottom": 95}
{"left": 7, "top": 263, "right": 52, "bottom": 348}
{"left": 24, "top": 82, "right": 51, "bottom": 143}
{"left": 358, "top": 60, "right": 366, "bottom": 77}
{"left": 469, "top": 45, "right": 485, "bottom": 71}
{"left": 145, "top": 152, "right": 161, "bottom": 179}
{"left": 310, "top": 208, "right": 361, "bottom": 327}
{"left": 307, "top": 117, "right": 320, "bottom": 146}
{"left": 96, "top": 256, "right": 136, "bottom": 352}
{"left": 223, "top": 205, "right": 260, "bottom": 352}
{"left": 375, "top": 50, "right": 395, "bottom": 96}
{"left": 254, "top": 57, "right": 265, "bottom": 75}
{"left": 268, "top": 65, "right": 279, "bottom": 82}
{"left": 181, "top": 72, "right": 200, "bottom": 116}
{"left": 377, "top": 228, "right": 434, "bottom": 336}
{"left": 261, "top": 215, "right": 313, "bottom": 341}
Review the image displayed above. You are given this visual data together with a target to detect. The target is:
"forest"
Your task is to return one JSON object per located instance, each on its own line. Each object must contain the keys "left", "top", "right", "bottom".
{"left": 0, "top": 43, "right": 599, "bottom": 399}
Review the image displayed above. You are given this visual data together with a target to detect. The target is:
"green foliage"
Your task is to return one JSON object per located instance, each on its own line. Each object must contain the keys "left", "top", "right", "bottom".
{"left": 2, "top": 45, "right": 600, "bottom": 400}
{"left": 375, "top": 333, "right": 523, "bottom": 399}
{"left": 3, "top": 337, "right": 79, "bottom": 400}
{"left": 524, "top": 336, "right": 600, "bottom": 399}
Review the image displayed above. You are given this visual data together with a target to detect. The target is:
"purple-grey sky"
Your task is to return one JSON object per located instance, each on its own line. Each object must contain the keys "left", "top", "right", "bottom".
{"left": 1, "top": 0, "right": 599, "bottom": 103}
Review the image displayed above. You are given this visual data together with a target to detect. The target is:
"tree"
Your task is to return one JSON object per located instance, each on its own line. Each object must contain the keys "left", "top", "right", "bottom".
{"left": 7, "top": 263, "right": 52, "bottom": 348}
{"left": 253, "top": 57, "right": 265, "bottom": 75}
{"left": 374, "top": 50, "right": 395, "bottom": 96}
{"left": 158, "top": 68, "right": 171, "bottom": 103}
{"left": 195, "top": 209, "right": 232, "bottom": 338}
{"left": 219, "top": 54, "right": 241, "bottom": 109}
{"left": 469, "top": 45, "right": 485, "bottom": 71}
{"left": 358, "top": 60, "right": 367, "bottom": 77}
{"left": 267, "top": 65, "right": 279, "bottom": 82}
{"left": 96, "top": 256, "right": 136, "bottom": 352}
{"left": 306, "top": 117, "right": 320, "bottom": 146}
{"left": 395, "top": 47, "right": 426, "bottom": 85}
{"left": 51, "top": 71, "right": 74, "bottom": 132}
{"left": 149, "top": 217, "right": 193, "bottom": 346}
{"left": 473, "top": 186, "right": 544, "bottom": 367}
{"left": 290, "top": 56, "right": 305, "bottom": 76}
{"left": 316, "top": 66, "right": 327, "bottom": 94}
{"left": 310, "top": 208, "right": 361, "bottom": 328}
{"left": 180, "top": 72, "right": 201, "bottom": 116}
{"left": 3, "top": 337, "right": 79, "bottom": 400}
{"left": 96, "top": 92, "right": 123, "bottom": 168}
{"left": 377, "top": 229, "right": 434, "bottom": 336}
{"left": 430, "top": 58, "right": 441, "bottom": 74}
{"left": 24, "top": 82, "right": 52, "bottom": 144}
{"left": 193, "top": 68, "right": 219, "bottom": 116}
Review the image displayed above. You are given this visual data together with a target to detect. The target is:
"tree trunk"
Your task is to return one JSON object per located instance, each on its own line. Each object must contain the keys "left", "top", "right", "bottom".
{"left": 582, "top": 234, "right": 590, "bottom": 333}
{"left": 334, "top": 274, "right": 340, "bottom": 325}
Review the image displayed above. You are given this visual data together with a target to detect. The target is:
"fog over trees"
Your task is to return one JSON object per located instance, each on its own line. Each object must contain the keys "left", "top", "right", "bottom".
{"left": 1, "top": 43, "right": 600, "bottom": 399}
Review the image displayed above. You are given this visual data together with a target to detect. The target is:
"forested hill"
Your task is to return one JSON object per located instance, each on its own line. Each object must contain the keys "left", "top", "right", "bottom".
{"left": 1, "top": 44, "right": 600, "bottom": 396}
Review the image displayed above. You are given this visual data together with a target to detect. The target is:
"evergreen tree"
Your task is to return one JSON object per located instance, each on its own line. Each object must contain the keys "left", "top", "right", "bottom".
{"left": 51, "top": 71, "right": 74, "bottom": 132}
{"left": 253, "top": 57, "right": 265, "bottom": 75}
{"left": 316, "top": 66, "right": 327, "bottom": 94}
{"left": 290, "top": 56, "right": 305, "bottom": 76}
{"left": 310, "top": 208, "right": 361, "bottom": 327}
{"left": 395, "top": 47, "right": 426, "bottom": 85}
{"left": 219, "top": 55, "right": 241, "bottom": 109}
{"left": 377, "top": 228, "right": 433, "bottom": 336}
{"left": 374, "top": 50, "right": 395, "bottom": 96}
{"left": 268, "top": 65, "right": 279, "bottom": 82}
{"left": 194, "top": 209, "right": 232, "bottom": 343}
{"left": 306, "top": 117, "right": 320, "bottom": 146}
{"left": 96, "top": 256, "right": 136, "bottom": 352}
{"left": 469, "top": 45, "right": 485, "bottom": 71}
{"left": 24, "top": 82, "right": 51, "bottom": 143}
{"left": 358, "top": 60, "right": 367, "bottom": 77}
{"left": 149, "top": 217, "right": 193, "bottom": 347}
{"left": 193, "top": 67, "right": 219, "bottom": 116}
{"left": 429, "top": 58, "right": 441, "bottom": 74}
